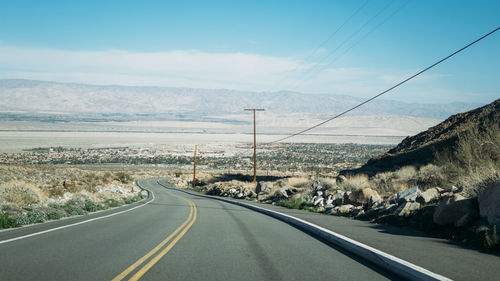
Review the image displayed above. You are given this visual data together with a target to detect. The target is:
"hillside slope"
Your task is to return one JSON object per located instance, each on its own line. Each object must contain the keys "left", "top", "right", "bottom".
{"left": 341, "top": 98, "right": 500, "bottom": 176}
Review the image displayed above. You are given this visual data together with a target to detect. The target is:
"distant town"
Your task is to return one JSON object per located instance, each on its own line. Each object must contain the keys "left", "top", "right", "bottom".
{"left": 0, "top": 143, "right": 391, "bottom": 176}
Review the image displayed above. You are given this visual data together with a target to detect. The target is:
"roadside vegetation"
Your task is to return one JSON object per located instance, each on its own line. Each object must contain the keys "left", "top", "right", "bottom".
{"left": 0, "top": 165, "right": 172, "bottom": 230}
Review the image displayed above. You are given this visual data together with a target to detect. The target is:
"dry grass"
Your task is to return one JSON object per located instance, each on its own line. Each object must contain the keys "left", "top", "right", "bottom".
{"left": 286, "top": 176, "right": 312, "bottom": 188}
{"left": 436, "top": 124, "right": 500, "bottom": 196}
{"left": 338, "top": 174, "right": 370, "bottom": 191}
{"left": 319, "top": 177, "right": 337, "bottom": 189}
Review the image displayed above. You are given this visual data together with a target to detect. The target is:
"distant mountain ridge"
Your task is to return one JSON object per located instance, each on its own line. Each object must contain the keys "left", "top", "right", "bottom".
{"left": 0, "top": 79, "right": 480, "bottom": 119}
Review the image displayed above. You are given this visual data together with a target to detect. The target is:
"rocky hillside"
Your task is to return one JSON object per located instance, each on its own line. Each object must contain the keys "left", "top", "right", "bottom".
{"left": 342, "top": 98, "right": 500, "bottom": 176}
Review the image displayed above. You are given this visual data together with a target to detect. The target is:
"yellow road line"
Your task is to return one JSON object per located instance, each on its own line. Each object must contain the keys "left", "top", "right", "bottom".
{"left": 128, "top": 201, "right": 197, "bottom": 281}
{"left": 111, "top": 189, "right": 197, "bottom": 281}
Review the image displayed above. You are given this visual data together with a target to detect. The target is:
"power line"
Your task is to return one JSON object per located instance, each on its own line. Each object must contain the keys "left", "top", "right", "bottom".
{"left": 269, "top": 0, "right": 369, "bottom": 92}
{"left": 266, "top": 26, "right": 500, "bottom": 144}
{"left": 282, "top": 0, "right": 396, "bottom": 91}
{"left": 314, "top": 0, "right": 411, "bottom": 78}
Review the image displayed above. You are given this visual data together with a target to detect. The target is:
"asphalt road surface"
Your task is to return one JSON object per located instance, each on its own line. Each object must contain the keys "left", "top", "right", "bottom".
{"left": 0, "top": 179, "right": 397, "bottom": 281}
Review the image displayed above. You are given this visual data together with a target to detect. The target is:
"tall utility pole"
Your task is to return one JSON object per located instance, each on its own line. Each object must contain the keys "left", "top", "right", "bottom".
{"left": 244, "top": 108, "right": 264, "bottom": 183}
{"left": 192, "top": 144, "right": 197, "bottom": 188}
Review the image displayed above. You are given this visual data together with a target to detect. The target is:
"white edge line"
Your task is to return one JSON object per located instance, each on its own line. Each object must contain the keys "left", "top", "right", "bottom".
{"left": 0, "top": 180, "right": 155, "bottom": 245}
{"left": 158, "top": 180, "right": 452, "bottom": 281}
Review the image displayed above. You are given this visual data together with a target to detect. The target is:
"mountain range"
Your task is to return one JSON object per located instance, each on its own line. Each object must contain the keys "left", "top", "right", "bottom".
{"left": 0, "top": 79, "right": 481, "bottom": 120}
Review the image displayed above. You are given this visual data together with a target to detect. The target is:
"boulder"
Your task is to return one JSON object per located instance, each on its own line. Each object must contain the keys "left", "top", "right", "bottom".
{"left": 313, "top": 196, "right": 324, "bottom": 206}
{"left": 338, "top": 204, "right": 354, "bottom": 214}
{"left": 326, "top": 206, "right": 340, "bottom": 215}
{"left": 478, "top": 182, "right": 500, "bottom": 226}
{"left": 316, "top": 206, "right": 326, "bottom": 213}
{"left": 417, "top": 188, "right": 440, "bottom": 204}
{"left": 278, "top": 188, "right": 289, "bottom": 198}
{"left": 384, "top": 204, "right": 398, "bottom": 212}
{"left": 348, "top": 188, "right": 381, "bottom": 205}
{"left": 393, "top": 187, "right": 421, "bottom": 203}
{"left": 433, "top": 194, "right": 479, "bottom": 227}
{"left": 324, "top": 188, "right": 339, "bottom": 197}
{"left": 331, "top": 193, "right": 344, "bottom": 206}
{"left": 256, "top": 181, "right": 273, "bottom": 194}
{"left": 352, "top": 208, "right": 365, "bottom": 217}
{"left": 395, "top": 202, "right": 421, "bottom": 217}
{"left": 369, "top": 199, "right": 385, "bottom": 210}
{"left": 342, "top": 191, "right": 351, "bottom": 204}
{"left": 324, "top": 203, "right": 335, "bottom": 210}
{"left": 311, "top": 180, "right": 322, "bottom": 190}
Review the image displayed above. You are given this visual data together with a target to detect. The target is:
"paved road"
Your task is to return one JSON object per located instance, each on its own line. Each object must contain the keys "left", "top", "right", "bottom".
{"left": 223, "top": 192, "right": 500, "bottom": 281}
{"left": 0, "top": 179, "right": 396, "bottom": 281}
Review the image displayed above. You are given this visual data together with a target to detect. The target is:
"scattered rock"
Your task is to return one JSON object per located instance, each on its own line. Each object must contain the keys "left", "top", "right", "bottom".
{"left": 278, "top": 188, "right": 289, "bottom": 198}
{"left": 256, "top": 181, "right": 273, "bottom": 194}
{"left": 331, "top": 193, "right": 344, "bottom": 206}
{"left": 324, "top": 203, "right": 335, "bottom": 210}
{"left": 394, "top": 187, "right": 421, "bottom": 203}
{"left": 433, "top": 194, "right": 479, "bottom": 227}
{"left": 342, "top": 191, "right": 351, "bottom": 204}
{"left": 338, "top": 204, "right": 354, "bottom": 214}
{"left": 348, "top": 188, "right": 381, "bottom": 205}
{"left": 313, "top": 196, "right": 324, "bottom": 206}
{"left": 384, "top": 204, "right": 398, "bottom": 212}
{"left": 352, "top": 208, "right": 365, "bottom": 217}
{"left": 417, "top": 188, "right": 440, "bottom": 204}
{"left": 311, "top": 180, "right": 322, "bottom": 190}
{"left": 478, "top": 181, "right": 500, "bottom": 226}
{"left": 316, "top": 206, "right": 326, "bottom": 213}
{"left": 395, "top": 202, "right": 421, "bottom": 217}
{"left": 370, "top": 199, "right": 385, "bottom": 210}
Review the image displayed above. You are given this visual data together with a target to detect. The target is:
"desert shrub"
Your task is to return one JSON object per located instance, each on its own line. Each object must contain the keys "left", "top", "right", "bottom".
{"left": 394, "top": 166, "right": 417, "bottom": 182}
{"left": 124, "top": 194, "right": 145, "bottom": 204}
{"left": 414, "top": 164, "right": 445, "bottom": 190}
{"left": 104, "top": 198, "right": 122, "bottom": 208}
{"left": 84, "top": 199, "right": 98, "bottom": 212}
{"left": 277, "top": 197, "right": 305, "bottom": 209}
{"left": 46, "top": 209, "right": 66, "bottom": 220}
{"left": 338, "top": 175, "right": 370, "bottom": 191}
{"left": 286, "top": 177, "right": 311, "bottom": 188}
{"left": 0, "top": 185, "right": 40, "bottom": 205}
{"left": 27, "top": 209, "right": 47, "bottom": 223}
{"left": 115, "top": 172, "right": 132, "bottom": 184}
{"left": 49, "top": 183, "right": 66, "bottom": 197}
{"left": 12, "top": 215, "right": 30, "bottom": 226}
{"left": 319, "top": 177, "right": 337, "bottom": 189}
{"left": 64, "top": 199, "right": 86, "bottom": 215}
{"left": 0, "top": 213, "right": 17, "bottom": 229}
{"left": 371, "top": 172, "right": 397, "bottom": 193}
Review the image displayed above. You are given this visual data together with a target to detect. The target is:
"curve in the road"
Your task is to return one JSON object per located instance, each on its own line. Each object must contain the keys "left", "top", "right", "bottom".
{"left": 112, "top": 188, "right": 197, "bottom": 281}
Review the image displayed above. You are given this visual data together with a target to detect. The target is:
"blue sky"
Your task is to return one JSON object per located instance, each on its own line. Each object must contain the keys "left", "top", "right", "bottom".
{"left": 0, "top": 0, "right": 498, "bottom": 104}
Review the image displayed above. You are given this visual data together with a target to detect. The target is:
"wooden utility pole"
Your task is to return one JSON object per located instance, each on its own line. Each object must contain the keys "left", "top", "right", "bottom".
{"left": 244, "top": 108, "right": 264, "bottom": 183}
{"left": 192, "top": 144, "right": 197, "bottom": 188}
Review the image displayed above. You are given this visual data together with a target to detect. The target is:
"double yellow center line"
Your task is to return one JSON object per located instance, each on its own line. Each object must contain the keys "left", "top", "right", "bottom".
{"left": 112, "top": 189, "right": 197, "bottom": 281}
